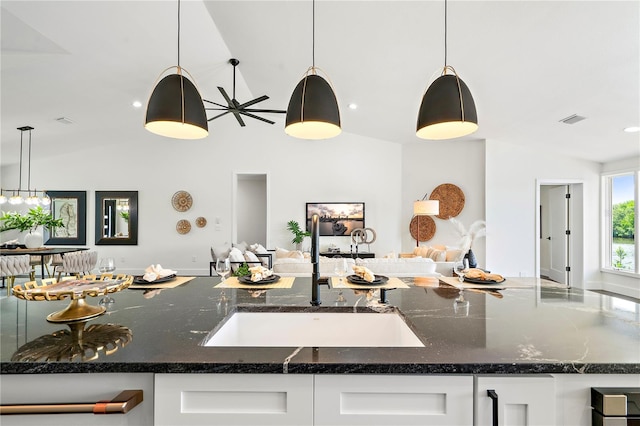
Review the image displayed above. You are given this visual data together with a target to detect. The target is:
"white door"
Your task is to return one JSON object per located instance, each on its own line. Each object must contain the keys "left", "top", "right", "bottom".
{"left": 548, "top": 185, "right": 569, "bottom": 284}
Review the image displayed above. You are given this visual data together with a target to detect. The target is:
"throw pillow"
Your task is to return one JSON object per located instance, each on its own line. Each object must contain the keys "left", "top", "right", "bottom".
{"left": 428, "top": 249, "right": 446, "bottom": 262}
{"left": 233, "top": 241, "right": 248, "bottom": 253}
{"left": 244, "top": 251, "right": 261, "bottom": 265}
{"left": 228, "top": 247, "right": 245, "bottom": 271}
{"left": 446, "top": 249, "right": 464, "bottom": 262}
{"left": 212, "top": 245, "right": 231, "bottom": 262}
{"left": 275, "top": 247, "right": 304, "bottom": 259}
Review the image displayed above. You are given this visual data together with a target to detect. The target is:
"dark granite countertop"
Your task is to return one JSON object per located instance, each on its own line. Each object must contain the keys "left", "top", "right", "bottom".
{"left": 1, "top": 277, "right": 639, "bottom": 375}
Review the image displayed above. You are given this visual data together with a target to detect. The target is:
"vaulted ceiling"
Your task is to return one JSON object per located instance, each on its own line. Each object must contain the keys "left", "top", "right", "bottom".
{"left": 1, "top": 1, "right": 638, "bottom": 167}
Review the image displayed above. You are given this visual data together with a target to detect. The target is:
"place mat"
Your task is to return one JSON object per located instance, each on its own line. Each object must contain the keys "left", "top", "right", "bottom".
{"left": 331, "top": 276, "right": 410, "bottom": 289}
{"left": 438, "top": 276, "right": 533, "bottom": 290}
{"left": 214, "top": 276, "right": 295, "bottom": 289}
{"left": 129, "top": 276, "right": 196, "bottom": 289}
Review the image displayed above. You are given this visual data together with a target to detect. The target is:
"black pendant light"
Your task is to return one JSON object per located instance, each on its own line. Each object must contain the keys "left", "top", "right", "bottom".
{"left": 285, "top": 0, "right": 341, "bottom": 140}
{"left": 416, "top": 0, "right": 477, "bottom": 140}
{"left": 145, "top": 0, "right": 208, "bottom": 140}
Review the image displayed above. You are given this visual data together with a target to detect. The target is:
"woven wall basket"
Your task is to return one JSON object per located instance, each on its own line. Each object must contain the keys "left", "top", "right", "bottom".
{"left": 409, "top": 215, "right": 436, "bottom": 242}
{"left": 429, "top": 183, "right": 465, "bottom": 219}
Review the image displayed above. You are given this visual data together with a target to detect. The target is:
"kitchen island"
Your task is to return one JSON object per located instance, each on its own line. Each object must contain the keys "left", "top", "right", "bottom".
{"left": 1, "top": 276, "right": 638, "bottom": 425}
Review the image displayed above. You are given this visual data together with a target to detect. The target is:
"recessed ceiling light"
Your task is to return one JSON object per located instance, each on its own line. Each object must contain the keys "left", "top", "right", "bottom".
{"left": 348, "top": 103, "right": 358, "bottom": 110}
{"left": 132, "top": 100, "right": 142, "bottom": 108}
{"left": 623, "top": 126, "right": 640, "bottom": 133}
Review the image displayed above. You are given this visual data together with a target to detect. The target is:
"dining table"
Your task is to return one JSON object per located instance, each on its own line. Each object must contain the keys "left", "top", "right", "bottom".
{"left": 0, "top": 247, "right": 89, "bottom": 279}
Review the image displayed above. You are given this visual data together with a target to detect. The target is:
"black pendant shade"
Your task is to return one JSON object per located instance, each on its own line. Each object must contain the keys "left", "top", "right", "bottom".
{"left": 285, "top": 74, "right": 341, "bottom": 140}
{"left": 416, "top": 73, "right": 478, "bottom": 140}
{"left": 145, "top": 73, "right": 208, "bottom": 140}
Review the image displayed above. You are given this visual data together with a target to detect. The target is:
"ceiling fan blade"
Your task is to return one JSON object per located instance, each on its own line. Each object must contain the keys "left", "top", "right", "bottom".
{"left": 217, "top": 87, "right": 235, "bottom": 108}
{"left": 242, "top": 108, "right": 287, "bottom": 114}
{"left": 239, "top": 111, "right": 275, "bottom": 125}
{"left": 237, "top": 95, "right": 269, "bottom": 109}
{"left": 203, "top": 99, "right": 228, "bottom": 109}
{"left": 207, "top": 110, "right": 232, "bottom": 122}
{"left": 232, "top": 111, "right": 246, "bottom": 127}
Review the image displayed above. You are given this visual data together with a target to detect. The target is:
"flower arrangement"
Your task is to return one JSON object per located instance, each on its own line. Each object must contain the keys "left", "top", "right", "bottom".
{"left": 450, "top": 218, "right": 486, "bottom": 253}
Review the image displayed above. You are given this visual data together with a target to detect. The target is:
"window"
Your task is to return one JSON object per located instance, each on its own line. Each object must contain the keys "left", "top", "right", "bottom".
{"left": 602, "top": 171, "right": 638, "bottom": 274}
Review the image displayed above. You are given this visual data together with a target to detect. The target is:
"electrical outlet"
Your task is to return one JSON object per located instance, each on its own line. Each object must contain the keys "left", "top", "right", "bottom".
{"left": 192, "top": 256, "right": 197, "bottom": 262}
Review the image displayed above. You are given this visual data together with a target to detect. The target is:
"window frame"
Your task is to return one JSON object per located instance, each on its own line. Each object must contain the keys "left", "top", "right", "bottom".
{"left": 601, "top": 169, "right": 639, "bottom": 276}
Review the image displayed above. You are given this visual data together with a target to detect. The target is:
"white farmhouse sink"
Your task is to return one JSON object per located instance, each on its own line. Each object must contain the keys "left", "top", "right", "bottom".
{"left": 204, "top": 311, "right": 425, "bottom": 347}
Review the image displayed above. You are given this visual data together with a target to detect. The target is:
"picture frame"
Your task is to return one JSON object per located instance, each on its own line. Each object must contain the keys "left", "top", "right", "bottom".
{"left": 44, "top": 191, "right": 87, "bottom": 245}
{"left": 305, "top": 202, "right": 365, "bottom": 236}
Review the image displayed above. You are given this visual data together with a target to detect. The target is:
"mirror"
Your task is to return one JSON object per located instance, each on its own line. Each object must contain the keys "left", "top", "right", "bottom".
{"left": 95, "top": 191, "right": 138, "bottom": 245}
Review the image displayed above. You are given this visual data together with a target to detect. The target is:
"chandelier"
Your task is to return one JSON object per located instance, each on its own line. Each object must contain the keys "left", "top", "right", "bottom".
{"left": 0, "top": 126, "right": 50, "bottom": 206}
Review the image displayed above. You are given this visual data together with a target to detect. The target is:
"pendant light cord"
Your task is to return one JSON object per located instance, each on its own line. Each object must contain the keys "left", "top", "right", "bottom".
{"left": 177, "top": 0, "right": 181, "bottom": 68}
{"left": 18, "top": 130, "right": 23, "bottom": 191}
{"left": 27, "top": 129, "right": 32, "bottom": 192}
{"left": 312, "top": 0, "right": 315, "bottom": 69}
{"left": 444, "top": 0, "right": 448, "bottom": 67}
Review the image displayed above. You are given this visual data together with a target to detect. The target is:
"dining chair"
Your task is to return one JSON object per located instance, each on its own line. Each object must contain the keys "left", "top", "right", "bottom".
{"left": 55, "top": 251, "right": 98, "bottom": 281}
{"left": 1, "top": 255, "right": 32, "bottom": 296}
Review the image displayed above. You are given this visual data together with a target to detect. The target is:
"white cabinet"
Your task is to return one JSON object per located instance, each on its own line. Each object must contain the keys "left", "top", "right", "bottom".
{"left": 155, "top": 374, "right": 473, "bottom": 426}
{"left": 314, "top": 374, "right": 474, "bottom": 426}
{"left": 154, "top": 373, "right": 314, "bottom": 426}
{"left": 475, "top": 375, "right": 555, "bottom": 426}
{"left": 0, "top": 373, "right": 154, "bottom": 426}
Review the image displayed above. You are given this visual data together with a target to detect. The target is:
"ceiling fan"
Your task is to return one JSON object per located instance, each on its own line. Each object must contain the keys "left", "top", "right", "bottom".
{"left": 204, "top": 58, "right": 286, "bottom": 126}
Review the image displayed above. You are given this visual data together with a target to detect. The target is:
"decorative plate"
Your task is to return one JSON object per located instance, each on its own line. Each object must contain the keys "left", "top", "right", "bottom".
{"left": 171, "top": 190, "right": 193, "bottom": 212}
{"left": 133, "top": 274, "right": 177, "bottom": 284}
{"left": 464, "top": 276, "right": 506, "bottom": 284}
{"left": 238, "top": 274, "right": 281, "bottom": 285}
{"left": 409, "top": 215, "right": 436, "bottom": 242}
{"left": 429, "top": 183, "right": 465, "bottom": 219}
{"left": 346, "top": 274, "right": 389, "bottom": 285}
{"left": 195, "top": 217, "right": 207, "bottom": 228}
{"left": 176, "top": 219, "right": 191, "bottom": 234}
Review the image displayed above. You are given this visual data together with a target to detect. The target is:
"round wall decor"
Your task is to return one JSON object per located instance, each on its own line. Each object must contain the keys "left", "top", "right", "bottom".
{"left": 176, "top": 219, "right": 191, "bottom": 234}
{"left": 195, "top": 217, "right": 207, "bottom": 228}
{"left": 429, "top": 183, "right": 465, "bottom": 219}
{"left": 171, "top": 190, "right": 193, "bottom": 212}
{"left": 409, "top": 215, "right": 436, "bottom": 242}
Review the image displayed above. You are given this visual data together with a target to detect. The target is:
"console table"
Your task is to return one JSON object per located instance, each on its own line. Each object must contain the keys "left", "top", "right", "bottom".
{"left": 320, "top": 252, "right": 375, "bottom": 259}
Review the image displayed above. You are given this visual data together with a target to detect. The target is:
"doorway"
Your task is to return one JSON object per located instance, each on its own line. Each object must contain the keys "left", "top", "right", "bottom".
{"left": 536, "top": 180, "right": 584, "bottom": 287}
{"left": 233, "top": 173, "right": 269, "bottom": 247}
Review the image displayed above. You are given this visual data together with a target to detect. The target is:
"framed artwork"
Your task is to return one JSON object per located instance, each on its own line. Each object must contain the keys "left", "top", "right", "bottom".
{"left": 305, "top": 202, "right": 365, "bottom": 236}
{"left": 44, "top": 191, "right": 87, "bottom": 245}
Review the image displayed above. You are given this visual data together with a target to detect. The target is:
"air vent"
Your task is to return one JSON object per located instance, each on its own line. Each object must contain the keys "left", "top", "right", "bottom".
{"left": 559, "top": 114, "right": 586, "bottom": 125}
{"left": 55, "top": 117, "right": 74, "bottom": 125}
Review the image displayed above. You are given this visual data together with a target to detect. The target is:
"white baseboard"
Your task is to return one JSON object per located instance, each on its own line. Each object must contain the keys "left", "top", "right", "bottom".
{"left": 586, "top": 279, "right": 640, "bottom": 299}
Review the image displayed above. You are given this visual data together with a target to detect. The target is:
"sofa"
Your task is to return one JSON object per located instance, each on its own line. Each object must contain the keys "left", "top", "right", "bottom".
{"left": 272, "top": 248, "right": 444, "bottom": 278}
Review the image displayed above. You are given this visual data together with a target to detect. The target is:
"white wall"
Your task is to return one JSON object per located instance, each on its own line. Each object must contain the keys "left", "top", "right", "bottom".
{"left": 401, "top": 139, "right": 486, "bottom": 264}
{"left": 236, "top": 175, "right": 266, "bottom": 246}
{"left": 1, "top": 119, "right": 402, "bottom": 275}
{"left": 485, "top": 139, "right": 602, "bottom": 288}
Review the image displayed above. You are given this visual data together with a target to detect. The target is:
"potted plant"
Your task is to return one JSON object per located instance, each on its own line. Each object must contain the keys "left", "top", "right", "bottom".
{"left": 286, "top": 220, "right": 310, "bottom": 250}
{"left": 0, "top": 206, "right": 64, "bottom": 248}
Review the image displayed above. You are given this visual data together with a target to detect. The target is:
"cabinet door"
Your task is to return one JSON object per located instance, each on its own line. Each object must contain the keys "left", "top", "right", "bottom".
{"left": 155, "top": 373, "right": 313, "bottom": 426}
{"left": 0, "top": 373, "right": 154, "bottom": 426}
{"left": 476, "top": 376, "right": 555, "bottom": 426}
{"left": 314, "top": 374, "right": 473, "bottom": 426}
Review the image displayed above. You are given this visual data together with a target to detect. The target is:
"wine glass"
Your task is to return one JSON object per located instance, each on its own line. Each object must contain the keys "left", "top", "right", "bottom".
{"left": 98, "top": 257, "right": 116, "bottom": 307}
{"left": 98, "top": 257, "right": 116, "bottom": 274}
{"left": 333, "top": 257, "right": 348, "bottom": 282}
{"left": 216, "top": 258, "right": 231, "bottom": 284}
{"left": 453, "top": 291, "right": 470, "bottom": 316}
{"left": 454, "top": 260, "right": 466, "bottom": 283}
